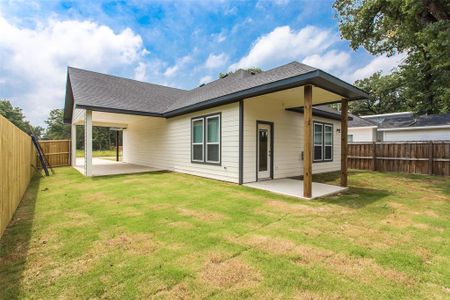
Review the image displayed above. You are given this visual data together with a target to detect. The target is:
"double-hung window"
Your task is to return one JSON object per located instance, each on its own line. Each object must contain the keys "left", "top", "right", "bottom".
{"left": 313, "top": 121, "right": 333, "bottom": 162}
{"left": 191, "top": 113, "right": 221, "bottom": 164}
{"left": 192, "top": 118, "right": 204, "bottom": 162}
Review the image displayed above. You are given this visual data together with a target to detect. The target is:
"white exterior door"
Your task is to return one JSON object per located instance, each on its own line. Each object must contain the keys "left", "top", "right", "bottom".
{"left": 257, "top": 123, "right": 271, "bottom": 180}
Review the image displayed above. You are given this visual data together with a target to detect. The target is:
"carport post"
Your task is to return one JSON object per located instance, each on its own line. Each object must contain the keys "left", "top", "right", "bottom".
{"left": 340, "top": 99, "right": 348, "bottom": 187}
{"left": 84, "top": 110, "right": 93, "bottom": 176}
{"left": 71, "top": 123, "right": 76, "bottom": 166}
{"left": 303, "top": 85, "right": 313, "bottom": 198}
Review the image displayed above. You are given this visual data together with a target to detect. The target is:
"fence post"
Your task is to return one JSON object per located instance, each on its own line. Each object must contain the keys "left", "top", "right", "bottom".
{"left": 372, "top": 142, "right": 377, "bottom": 171}
{"left": 429, "top": 141, "right": 433, "bottom": 175}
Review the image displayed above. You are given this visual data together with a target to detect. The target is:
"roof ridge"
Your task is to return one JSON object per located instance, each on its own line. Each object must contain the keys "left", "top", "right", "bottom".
{"left": 68, "top": 66, "right": 188, "bottom": 92}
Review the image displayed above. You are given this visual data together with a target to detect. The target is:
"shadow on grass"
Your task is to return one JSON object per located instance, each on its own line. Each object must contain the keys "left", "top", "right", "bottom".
{"left": 318, "top": 186, "right": 391, "bottom": 209}
{"left": 90, "top": 170, "right": 171, "bottom": 180}
{"left": 0, "top": 175, "right": 40, "bottom": 299}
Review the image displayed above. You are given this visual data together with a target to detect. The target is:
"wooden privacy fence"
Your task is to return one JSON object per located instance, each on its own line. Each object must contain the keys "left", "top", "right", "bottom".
{"left": 38, "top": 140, "right": 71, "bottom": 167}
{"left": 348, "top": 141, "right": 450, "bottom": 176}
{"left": 0, "top": 115, "right": 36, "bottom": 237}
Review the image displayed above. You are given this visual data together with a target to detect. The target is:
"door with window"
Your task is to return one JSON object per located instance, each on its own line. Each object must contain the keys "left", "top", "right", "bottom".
{"left": 257, "top": 123, "right": 272, "bottom": 180}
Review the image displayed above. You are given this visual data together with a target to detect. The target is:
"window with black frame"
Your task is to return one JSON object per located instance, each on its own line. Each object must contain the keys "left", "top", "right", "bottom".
{"left": 313, "top": 121, "right": 333, "bottom": 162}
{"left": 191, "top": 114, "right": 221, "bottom": 164}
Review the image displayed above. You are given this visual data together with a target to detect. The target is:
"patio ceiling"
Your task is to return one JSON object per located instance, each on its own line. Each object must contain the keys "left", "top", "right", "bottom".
{"left": 71, "top": 109, "right": 152, "bottom": 128}
{"left": 246, "top": 85, "right": 344, "bottom": 109}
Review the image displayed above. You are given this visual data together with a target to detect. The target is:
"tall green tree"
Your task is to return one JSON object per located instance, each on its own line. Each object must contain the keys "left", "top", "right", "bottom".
{"left": 0, "top": 99, "right": 40, "bottom": 135}
{"left": 351, "top": 71, "right": 409, "bottom": 115}
{"left": 334, "top": 0, "right": 450, "bottom": 114}
{"left": 44, "top": 109, "right": 71, "bottom": 140}
{"left": 0, "top": 99, "right": 31, "bottom": 133}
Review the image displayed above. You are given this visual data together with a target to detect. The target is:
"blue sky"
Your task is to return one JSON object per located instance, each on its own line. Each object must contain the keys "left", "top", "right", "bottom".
{"left": 0, "top": 0, "right": 404, "bottom": 125}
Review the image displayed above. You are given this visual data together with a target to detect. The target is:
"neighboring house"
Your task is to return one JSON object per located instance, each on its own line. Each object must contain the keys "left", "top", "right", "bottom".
{"left": 347, "top": 114, "right": 377, "bottom": 142}
{"left": 348, "top": 112, "right": 450, "bottom": 142}
{"left": 64, "top": 61, "right": 367, "bottom": 198}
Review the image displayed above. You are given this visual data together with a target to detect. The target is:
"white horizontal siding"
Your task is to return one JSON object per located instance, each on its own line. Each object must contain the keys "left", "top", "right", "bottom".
{"left": 348, "top": 127, "right": 375, "bottom": 142}
{"left": 242, "top": 96, "right": 341, "bottom": 183}
{"left": 383, "top": 128, "right": 450, "bottom": 141}
{"left": 123, "top": 103, "right": 240, "bottom": 183}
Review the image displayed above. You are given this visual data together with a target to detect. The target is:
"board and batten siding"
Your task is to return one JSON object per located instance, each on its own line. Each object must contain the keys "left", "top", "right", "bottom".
{"left": 242, "top": 96, "right": 341, "bottom": 183}
{"left": 123, "top": 103, "right": 240, "bottom": 183}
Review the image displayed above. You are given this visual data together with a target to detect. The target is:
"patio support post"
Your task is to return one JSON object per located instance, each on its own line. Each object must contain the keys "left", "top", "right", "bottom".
{"left": 303, "top": 85, "right": 313, "bottom": 198}
{"left": 340, "top": 99, "right": 348, "bottom": 187}
{"left": 84, "top": 110, "right": 93, "bottom": 176}
{"left": 71, "top": 123, "right": 76, "bottom": 166}
{"left": 116, "top": 130, "right": 119, "bottom": 162}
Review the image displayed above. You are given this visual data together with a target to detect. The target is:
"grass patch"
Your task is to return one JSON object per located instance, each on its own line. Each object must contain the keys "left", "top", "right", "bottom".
{"left": 0, "top": 169, "right": 449, "bottom": 299}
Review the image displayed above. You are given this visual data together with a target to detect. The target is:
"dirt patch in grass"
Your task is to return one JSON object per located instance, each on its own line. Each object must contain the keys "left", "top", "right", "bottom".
{"left": 82, "top": 191, "right": 108, "bottom": 201}
{"left": 231, "top": 234, "right": 413, "bottom": 286}
{"left": 103, "top": 233, "right": 156, "bottom": 255}
{"left": 155, "top": 282, "right": 191, "bottom": 299}
{"left": 294, "top": 290, "right": 342, "bottom": 300}
{"left": 201, "top": 256, "right": 260, "bottom": 289}
{"left": 265, "top": 200, "right": 338, "bottom": 216}
{"left": 168, "top": 221, "right": 195, "bottom": 229}
{"left": 178, "top": 208, "right": 226, "bottom": 222}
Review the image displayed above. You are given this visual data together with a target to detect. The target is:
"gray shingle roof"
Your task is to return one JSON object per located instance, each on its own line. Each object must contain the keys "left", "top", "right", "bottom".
{"left": 64, "top": 61, "right": 368, "bottom": 122}
{"left": 363, "top": 112, "right": 450, "bottom": 129}
{"left": 67, "top": 67, "right": 187, "bottom": 115}
{"left": 166, "top": 62, "right": 317, "bottom": 112}
{"left": 349, "top": 114, "right": 377, "bottom": 127}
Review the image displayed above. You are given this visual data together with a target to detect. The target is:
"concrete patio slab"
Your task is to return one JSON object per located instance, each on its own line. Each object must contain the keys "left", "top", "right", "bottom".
{"left": 244, "top": 178, "right": 347, "bottom": 199}
{"left": 75, "top": 157, "right": 164, "bottom": 176}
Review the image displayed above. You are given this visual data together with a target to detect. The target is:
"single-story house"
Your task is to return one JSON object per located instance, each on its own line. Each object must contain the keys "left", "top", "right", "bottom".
{"left": 348, "top": 112, "right": 450, "bottom": 142}
{"left": 63, "top": 61, "right": 367, "bottom": 198}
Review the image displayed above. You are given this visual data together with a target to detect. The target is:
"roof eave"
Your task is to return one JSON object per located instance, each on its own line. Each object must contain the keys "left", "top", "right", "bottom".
{"left": 164, "top": 70, "right": 368, "bottom": 118}
{"left": 75, "top": 104, "right": 164, "bottom": 118}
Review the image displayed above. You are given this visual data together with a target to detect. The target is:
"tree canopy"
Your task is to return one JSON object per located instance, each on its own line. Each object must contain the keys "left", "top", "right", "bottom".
{"left": 334, "top": 0, "right": 450, "bottom": 115}
{"left": 0, "top": 99, "right": 43, "bottom": 137}
{"left": 219, "top": 67, "right": 263, "bottom": 79}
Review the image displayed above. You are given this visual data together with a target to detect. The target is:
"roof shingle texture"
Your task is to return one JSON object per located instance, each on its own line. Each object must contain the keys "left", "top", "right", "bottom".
{"left": 348, "top": 114, "right": 377, "bottom": 127}
{"left": 353, "top": 112, "right": 450, "bottom": 129}
{"left": 68, "top": 62, "right": 317, "bottom": 114}
{"left": 68, "top": 67, "right": 187, "bottom": 114}
{"left": 166, "top": 62, "right": 316, "bottom": 112}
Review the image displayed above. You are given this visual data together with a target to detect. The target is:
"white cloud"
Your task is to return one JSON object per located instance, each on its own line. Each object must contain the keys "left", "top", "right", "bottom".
{"left": 204, "top": 53, "right": 228, "bottom": 69}
{"left": 229, "top": 25, "right": 336, "bottom": 71}
{"left": 302, "top": 50, "right": 351, "bottom": 72}
{"left": 0, "top": 15, "right": 149, "bottom": 125}
{"left": 133, "top": 62, "right": 148, "bottom": 81}
{"left": 199, "top": 75, "right": 213, "bottom": 85}
{"left": 345, "top": 53, "right": 406, "bottom": 83}
{"left": 212, "top": 31, "right": 226, "bottom": 43}
{"left": 163, "top": 55, "right": 192, "bottom": 77}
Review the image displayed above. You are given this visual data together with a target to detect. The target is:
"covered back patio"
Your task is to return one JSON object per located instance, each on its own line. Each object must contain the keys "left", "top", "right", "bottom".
{"left": 70, "top": 110, "right": 164, "bottom": 177}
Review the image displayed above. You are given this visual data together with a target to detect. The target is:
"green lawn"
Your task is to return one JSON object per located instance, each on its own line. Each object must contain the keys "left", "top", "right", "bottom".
{"left": 76, "top": 149, "right": 120, "bottom": 158}
{"left": 0, "top": 169, "right": 449, "bottom": 299}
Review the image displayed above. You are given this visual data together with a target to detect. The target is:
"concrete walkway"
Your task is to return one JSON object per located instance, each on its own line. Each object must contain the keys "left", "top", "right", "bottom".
{"left": 244, "top": 178, "right": 347, "bottom": 199}
{"left": 75, "top": 157, "right": 163, "bottom": 176}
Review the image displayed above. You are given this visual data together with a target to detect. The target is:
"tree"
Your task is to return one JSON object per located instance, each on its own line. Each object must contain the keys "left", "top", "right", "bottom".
{"left": 44, "top": 109, "right": 71, "bottom": 140}
{"left": 0, "top": 99, "right": 33, "bottom": 133}
{"left": 334, "top": 0, "right": 450, "bottom": 114}
{"left": 350, "top": 72, "right": 409, "bottom": 115}
{"left": 219, "top": 67, "right": 263, "bottom": 78}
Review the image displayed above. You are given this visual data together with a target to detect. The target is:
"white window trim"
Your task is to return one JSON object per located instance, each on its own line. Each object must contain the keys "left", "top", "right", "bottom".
{"left": 324, "top": 124, "right": 333, "bottom": 161}
{"left": 313, "top": 122, "right": 334, "bottom": 162}
{"left": 191, "top": 118, "right": 204, "bottom": 162}
{"left": 313, "top": 123, "right": 323, "bottom": 162}
{"left": 205, "top": 115, "right": 221, "bottom": 164}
